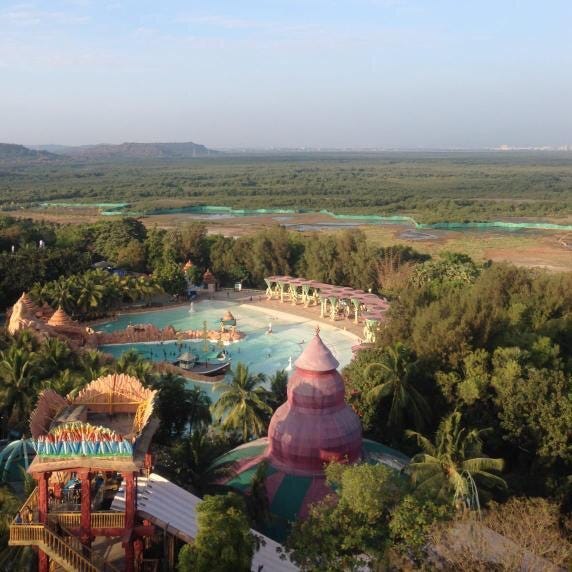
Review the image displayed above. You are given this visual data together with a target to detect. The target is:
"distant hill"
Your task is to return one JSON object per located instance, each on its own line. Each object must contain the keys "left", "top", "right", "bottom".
{"left": 33, "top": 141, "right": 219, "bottom": 160}
{"left": 0, "top": 143, "right": 60, "bottom": 163}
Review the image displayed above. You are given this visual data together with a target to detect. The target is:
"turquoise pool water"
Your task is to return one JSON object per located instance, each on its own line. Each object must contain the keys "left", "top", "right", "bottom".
{"left": 98, "top": 300, "right": 357, "bottom": 400}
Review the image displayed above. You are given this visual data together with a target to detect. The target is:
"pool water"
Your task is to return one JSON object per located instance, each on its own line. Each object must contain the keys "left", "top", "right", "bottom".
{"left": 98, "top": 300, "right": 357, "bottom": 400}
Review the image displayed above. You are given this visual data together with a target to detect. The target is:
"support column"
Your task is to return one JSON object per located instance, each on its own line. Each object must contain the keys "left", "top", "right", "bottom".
{"left": 38, "top": 550, "right": 49, "bottom": 572}
{"left": 123, "top": 472, "right": 136, "bottom": 572}
{"left": 78, "top": 469, "right": 92, "bottom": 550}
{"left": 37, "top": 471, "right": 51, "bottom": 524}
{"left": 36, "top": 472, "right": 51, "bottom": 572}
{"left": 124, "top": 472, "right": 136, "bottom": 530}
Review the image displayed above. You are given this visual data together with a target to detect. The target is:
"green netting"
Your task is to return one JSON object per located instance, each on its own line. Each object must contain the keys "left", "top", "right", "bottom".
{"left": 45, "top": 200, "right": 572, "bottom": 231}
{"left": 41, "top": 202, "right": 128, "bottom": 209}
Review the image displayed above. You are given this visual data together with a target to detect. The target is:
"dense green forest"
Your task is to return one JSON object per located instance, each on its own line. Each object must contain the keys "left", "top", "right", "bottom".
{"left": 1, "top": 215, "right": 570, "bottom": 570}
{"left": 1, "top": 152, "right": 572, "bottom": 223}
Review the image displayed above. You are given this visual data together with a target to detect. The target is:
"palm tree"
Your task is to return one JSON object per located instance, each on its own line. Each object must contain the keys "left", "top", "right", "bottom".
{"left": 159, "top": 429, "right": 234, "bottom": 495}
{"left": 79, "top": 349, "right": 110, "bottom": 381}
{"left": 267, "top": 369, "right": 288, "bottom": 410}
{"left": 42, "top": 369, "right": 85, "bottom": 398}
{"left": 0, "top": 346, "right": 40, "bottom": 430}
{"left": 43, "top": 276, "right": 74, "bottom": 313}
{"left": 365, "top": 342, "right": 430, "bottom": 431}
{"left": 245, "top": 460, "right": 270, "bottom": 527}
{"left": 38, "top": 337, "right": 72, "bottom": 375}
{"left": 406, "top": 411, "right": 506, "bottom": 510}
{"left": 75, "top": 274, "right": 105, "bottom": 318}
{"left": 114, "top": 349, "right": 155, "bottom": 386}
{"left": 187, "top": 387, "right": 212, "bottom": 430}
{"left": 212, "top": 363, "right": 272, "bottom": 441}
{"left": 11, "top": 330, "right": 38, "bottom": 353}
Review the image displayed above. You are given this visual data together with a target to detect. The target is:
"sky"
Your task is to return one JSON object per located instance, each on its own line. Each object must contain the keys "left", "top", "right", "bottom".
{"left": 0, "top": 0, "right": 571, "bottom": 148}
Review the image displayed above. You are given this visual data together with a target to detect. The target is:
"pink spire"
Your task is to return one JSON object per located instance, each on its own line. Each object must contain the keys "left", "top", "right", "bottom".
{"left": 266, "top": 329, "right": 362, "bottom": 475}
{"left": 294, "top": 326, "right": 340, "bottom": 372}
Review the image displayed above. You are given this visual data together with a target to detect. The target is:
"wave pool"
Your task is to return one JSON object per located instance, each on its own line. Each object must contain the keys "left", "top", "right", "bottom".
{"left": 97, "top": 300, "right": 358, "bottom": 400}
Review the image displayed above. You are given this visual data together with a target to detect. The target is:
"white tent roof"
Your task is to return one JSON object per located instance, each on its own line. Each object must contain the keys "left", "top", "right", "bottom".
{"left": 112, "top": 472, "right": 298, "bottom": 572}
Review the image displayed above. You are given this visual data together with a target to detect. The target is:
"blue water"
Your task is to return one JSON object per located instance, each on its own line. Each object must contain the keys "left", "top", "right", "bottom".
{"left": 97, "top": 300, "right": 357, "bottom": 400}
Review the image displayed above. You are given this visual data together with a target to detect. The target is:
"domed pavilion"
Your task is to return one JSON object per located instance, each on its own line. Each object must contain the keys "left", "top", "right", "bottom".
{"left": 216, "top": 328, "right": 409, "bottom": 540}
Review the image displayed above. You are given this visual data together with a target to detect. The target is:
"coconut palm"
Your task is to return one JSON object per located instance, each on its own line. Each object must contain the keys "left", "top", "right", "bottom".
{"left": 79, "top": 349, "right": 110, "bottom": 381}
{"left": 42, "top": 369, "right": 86, "bottom": 398}
{"left": 10, "top": 330, "right": 38, "bottom": 353}
{"left": 267, "top": 369, "right": 289, "bottom": 410}
{"left": 212, "top": 363, "right": 272, "bottom": 441}
{"left": 114, "top": 349, "right": 155, "bottom": 386}
{"left": 159, "top": 429, "right": 235, "bottom": 495}
{"left": 0, "top": 346, "right": 40, "bottom": 429}
{"left": 187, "top": 387, "right": 213, "bottom": 430}
{"left": 365, "top": 342, "right": 430, "bottom": 431}
{"left": 75, "top": 273, "right": 106, "bottom": 317}
{"left": 405, "top": 411, "right": 506, "bottom": 509}
{"left": 38, "top": 337, "right": 72, "bottom": 375}
{"left": 42, "top": 275, "right": 74, "bottom": 313}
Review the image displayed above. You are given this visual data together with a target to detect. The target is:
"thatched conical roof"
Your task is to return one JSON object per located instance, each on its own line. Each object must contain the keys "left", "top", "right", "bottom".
{"left": 47, "top": 307, "right": 77, "bottom": 328}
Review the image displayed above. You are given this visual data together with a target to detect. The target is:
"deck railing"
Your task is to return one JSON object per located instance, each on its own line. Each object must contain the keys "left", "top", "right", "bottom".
{"left": 9, "top": 524, "right": 98, "bottom": 572}
{"left": 48, "top": 511, "right": 125, "bottom": 530}
{"left": 10, "top": 522, "right": 121, "bottom": 572}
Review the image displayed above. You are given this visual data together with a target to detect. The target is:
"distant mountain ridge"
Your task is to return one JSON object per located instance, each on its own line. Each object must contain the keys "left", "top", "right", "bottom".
{"left": 0, "top": 143, "right": 60, "bottom": 162}
{"left": 32, "top": 141, "right": 218, "bottom": 160}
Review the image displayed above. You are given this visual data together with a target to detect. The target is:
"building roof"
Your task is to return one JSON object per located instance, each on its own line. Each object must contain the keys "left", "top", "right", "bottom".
{"left": 27, "top": 374, "right": 158, "bottom": 472}
{"left": 214, "top": 330, "right": 411, "bottom": 540}
{"left": 294, "top": 331, "right": 339, "bottom": 372}
{"left": 218, "top": 438, "right": 409, "bottom": 541}
{"left": 111, "top": 472, "right": 298, "bottom": 572}
{"left": 47, "top": 307, "right": 77, "bottom": 328}
{"left": 268, "top": 331, "right": 362, "bottom": 475}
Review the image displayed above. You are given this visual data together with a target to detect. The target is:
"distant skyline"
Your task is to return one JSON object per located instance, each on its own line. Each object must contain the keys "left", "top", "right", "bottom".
{"left": 1, "top": 1, "right": 571, "bottom": 148}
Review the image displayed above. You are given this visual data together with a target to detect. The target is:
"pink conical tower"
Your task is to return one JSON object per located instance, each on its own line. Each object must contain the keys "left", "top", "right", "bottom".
{"left": 267, "top": 327, "right": 362, "bottom": 475}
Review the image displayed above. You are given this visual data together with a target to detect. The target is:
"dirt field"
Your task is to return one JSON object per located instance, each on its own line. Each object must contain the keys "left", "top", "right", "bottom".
{"left": 11, "top": 206, "right": 572, "bottom": 272}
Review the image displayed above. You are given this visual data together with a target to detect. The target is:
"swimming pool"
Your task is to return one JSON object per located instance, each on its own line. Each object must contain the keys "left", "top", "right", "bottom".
{"left": 98, "top": 300, "right": 358, "bottom": 400}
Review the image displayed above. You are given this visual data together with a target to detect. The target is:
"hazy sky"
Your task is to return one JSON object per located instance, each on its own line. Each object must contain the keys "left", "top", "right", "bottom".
{"left": 1, "top": 0, "right": 571, "bottom": 148}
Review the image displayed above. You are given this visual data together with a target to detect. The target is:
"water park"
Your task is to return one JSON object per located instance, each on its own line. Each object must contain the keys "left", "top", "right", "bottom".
{"left": 7, "top": 274, "right": 388, "bottom": 398}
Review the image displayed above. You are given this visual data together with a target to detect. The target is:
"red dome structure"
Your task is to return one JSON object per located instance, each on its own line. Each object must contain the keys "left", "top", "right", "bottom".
{"left": 267, "top": 329, "right": 362, "bottom": 475}
{"left": 216, "top": 328, "right": 409, "bottom": 540}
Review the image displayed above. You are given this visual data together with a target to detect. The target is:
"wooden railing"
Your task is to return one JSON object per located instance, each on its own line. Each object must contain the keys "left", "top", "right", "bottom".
{"left": 19, "top": 487, "right": 38, "bottom": 513}
{"left": 10, "top": 522, "right": 121, "bottom": 572}
{"left": 11, "top": 488, "right": 124, "bottom": 571}
{"left": 90, "top": 511, "right": 125, "bottom": 529}
{"left": 49, "top": 511, "right": 125, "bottom": 529}
{"left": 9, "top": 524, "right": 98, "bottom": 572}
